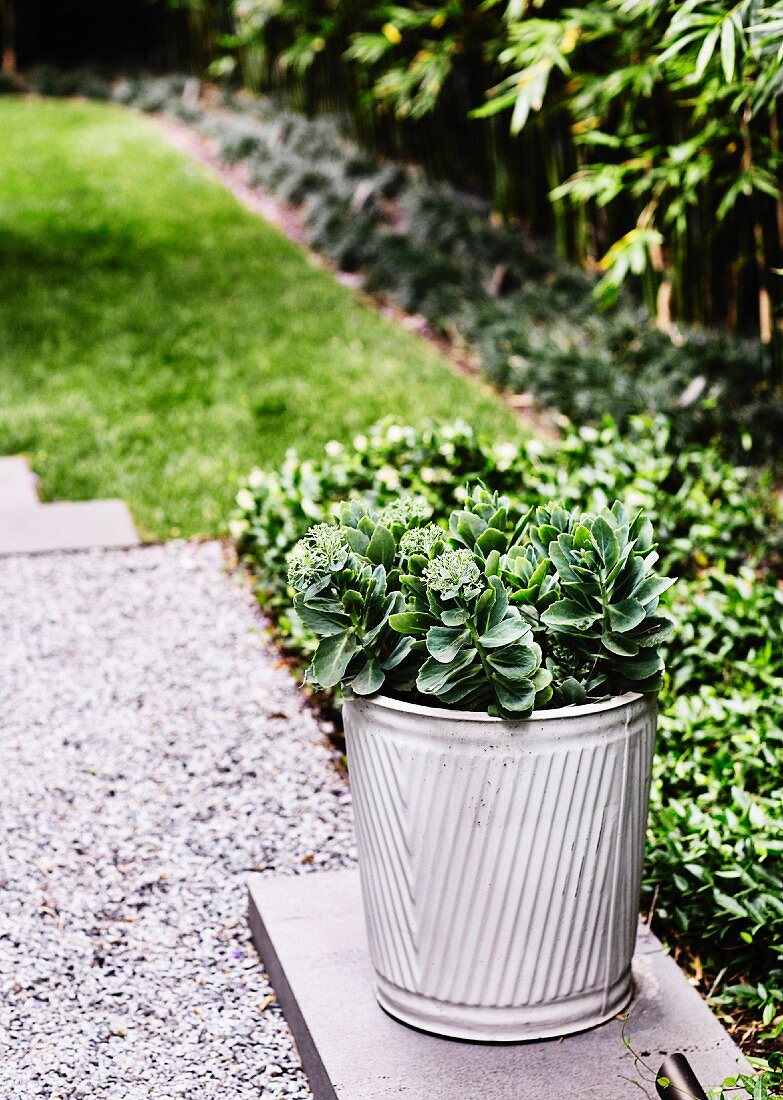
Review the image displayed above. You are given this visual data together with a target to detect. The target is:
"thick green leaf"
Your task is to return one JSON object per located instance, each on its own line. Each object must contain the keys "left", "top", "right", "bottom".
{"left": 633, "top": 575, "right": 676, "bottom": 604}
{"left": 295, "top": 601, "right": 351, "bottom": 637}
{"left": 364, "top": 591, "right": 403, "bottom": 645}
{"left": 343, "top": 589, "right": 364, "bottom": 617}
{"left": 417, "top": 650, "right": 477, "bottom": 695}
{"left": 441, "top": 608, "right": 468, "bottom": 626}
{"left": 487, "top": 643, "right": 538, "bottom": 679}
{"left": 476, "top": 526, "right": 508, "bottom": 556}
{"left": 363, "top": 564, "right": 387, "bottom": 626}
{"left": 608, "top": 598, "right": 646, "bottom": 633}
{"left": 381, "top": 635, "right": 414, "bottom": 670}
{"left": 484, "top": 548, "right": 501, "bottom": 577}
{"left": 389, "top": 611, "right": 433, "bottom": 636}
{"left": 537, "top": 523, "right": 559, "bottom": 549}
{"left": 475, "top": 584, "right": 496, "bottom": 629}
{"left": 555, "top": 676, "right": 586, "bottom": 705}
{"left": 426, "top": 625, "right": 470, "bottom": 663}
{"left": 350, "top": 657, "right": 385, "bottom": 695}
{"left": 311, "top": 630, "right": 357, "bottom": 688}
{"left": 493, "top": 676, "right": 536, "bottom": 715}
{"left": 436, "top": 667, "right": 488, "bottom": 705}
{"left": 366, "top": 524, "right": 395, "bottom": 569}
{"left": 542, "top": 600, "right": 601, "bottom": 630}
{"left": 633, "top": 614, "right": 675, "bottom": 647}
{"left": 591, "top": 515, "right": 621, "bottom": 569}
{"left": 454, "top": 511, "right": 485, "bottom": 547}
{"left": 343, "top": 527, "right": 370, "bottom": 555}
{"left": 486, "top": 576, "right": 510, "bottom": 630}
{"left": 619, "top": 651, "right": 663, "bottom": 681}
{"left": 601, "top": 631, "right": 639, "bottom": 657}
{"left": 573, "top": 524, "right": 592, "bottom": 550}
{"left": 528, "top": 557, "right": 551, "bottom": 589}
{"left": 479, "top": 616, "right": 529, "bottom": 648}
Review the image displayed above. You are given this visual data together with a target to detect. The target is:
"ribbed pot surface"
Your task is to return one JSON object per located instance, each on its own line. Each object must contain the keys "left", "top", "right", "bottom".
{"left": 343, "top": 692, "right": 657, "bottom": 1041}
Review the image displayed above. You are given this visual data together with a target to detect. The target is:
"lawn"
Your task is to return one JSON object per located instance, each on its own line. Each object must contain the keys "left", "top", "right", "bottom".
{"left": 0, "top": 97, "right": 518, "bottom": 538}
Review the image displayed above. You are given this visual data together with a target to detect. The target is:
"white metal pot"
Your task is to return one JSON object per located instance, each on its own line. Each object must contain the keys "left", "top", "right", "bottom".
{"left": 343, "top": 691, "right": 657, "bottom": 1042}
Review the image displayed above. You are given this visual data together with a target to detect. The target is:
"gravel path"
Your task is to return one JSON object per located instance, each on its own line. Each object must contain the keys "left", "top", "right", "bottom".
{"left": 0, "top": 542, "right": 355, "bottom": 1099}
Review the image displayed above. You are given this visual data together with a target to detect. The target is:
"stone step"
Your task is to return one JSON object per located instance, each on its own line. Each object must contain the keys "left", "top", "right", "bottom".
{"left": 248, "top": 868, "right": 748, "bottom": 1100}
{"left": 0, "top": 499, "right": 140, "bottom": 555}
{"left": 0, "top": 456, "right": 40, "bottom": 510}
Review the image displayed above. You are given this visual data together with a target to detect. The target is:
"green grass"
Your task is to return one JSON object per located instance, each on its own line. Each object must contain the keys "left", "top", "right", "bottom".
{"left": 0, "top": 98, "right": 518, "bottom": 538}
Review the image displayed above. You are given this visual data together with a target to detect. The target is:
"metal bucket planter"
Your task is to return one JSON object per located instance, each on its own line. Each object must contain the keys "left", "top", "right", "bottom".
{"left": 343, "top": 691, "right": 657, "bottom": 1042}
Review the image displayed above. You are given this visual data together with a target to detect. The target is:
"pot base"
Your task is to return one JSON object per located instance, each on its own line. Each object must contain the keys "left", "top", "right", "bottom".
{"left": 374, "top": 970, "right": 634, "bottom": 1043}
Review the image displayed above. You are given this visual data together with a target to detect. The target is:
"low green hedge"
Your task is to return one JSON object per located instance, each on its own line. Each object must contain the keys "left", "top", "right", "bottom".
{"left": 233, "top": 416, "right": 783, "bottom": 1047}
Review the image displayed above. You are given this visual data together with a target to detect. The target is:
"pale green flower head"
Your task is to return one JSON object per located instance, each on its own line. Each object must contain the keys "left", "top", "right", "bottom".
{"left": 377, "top": 494, "right": 432, "bottom": 528}
{"left": 424, "top": 548, "right": 483, "bottom": 601}
{"left": 287, "top": 524, "right": 349, "bottom": 591}
{"left": 399, "top": 523, "right": 444, "bottom": 557}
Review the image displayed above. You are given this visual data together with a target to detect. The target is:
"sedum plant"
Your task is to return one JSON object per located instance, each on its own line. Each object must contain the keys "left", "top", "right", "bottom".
{"left": 287, "top": 483, "right": 674, "bottom": 719}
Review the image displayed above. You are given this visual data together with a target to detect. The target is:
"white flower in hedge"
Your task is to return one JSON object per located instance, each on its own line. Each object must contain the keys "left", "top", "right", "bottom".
{"left": 376, "top": 465, "right": 401, "bottom": 490}
{"left": 399, "top": 524, "right": 444, "bottom": 557}
{"left": 236, "top": 487, "right": 256, "bottom": 513}
{"left": 287, "top": 524, "right": 350, "bottom": 591}
{"left": 526, "top": 437, "right": 545, "bottom": 457}
{"left": 494, "top": 442, "right": 517, "bottom": 470}
{"left": 325, "top": 440, "right": 343, "bottom": 457}
{"left": 419, "top": 467, "right": 436, "bottom": 484}
{"left": 229, "top": 518, "right": 249, "bottom": 541}
{"left": 424, "top": 548, "right": 483, "bottom": 601}
{"left": 439, "top": 442, "right": 455, "bottom": 459}
{"left": 353, "top": 433, "right": 368, "bottom": 451}
{"left": 385, "top": 424, "right": 405, "bottom": 443}
{"left": 247, "top": 467, "right": 266, "bottom": 489}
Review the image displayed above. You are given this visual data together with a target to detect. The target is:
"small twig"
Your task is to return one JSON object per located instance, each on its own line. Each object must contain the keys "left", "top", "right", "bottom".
{"left": 618, "top": 1074, "right": 655, "bottom": 1099}
{"left": 706, "top": 966, "right": 727, "bottom": 1000}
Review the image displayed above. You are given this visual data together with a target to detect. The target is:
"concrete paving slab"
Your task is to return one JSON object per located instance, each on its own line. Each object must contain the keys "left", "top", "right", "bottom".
{"left": 0, "top": 456, "right": 40, "bottom": 510}
{"left": 0, "top": 500, "right": 140, "bottom": 555}
{"left": 248, "top": 868, "right": 748, "bottom": 1100}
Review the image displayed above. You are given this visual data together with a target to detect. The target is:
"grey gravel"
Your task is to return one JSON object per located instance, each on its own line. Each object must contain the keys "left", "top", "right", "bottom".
{"left": 0, "top": 542, "right": 356, "bottom": 1099}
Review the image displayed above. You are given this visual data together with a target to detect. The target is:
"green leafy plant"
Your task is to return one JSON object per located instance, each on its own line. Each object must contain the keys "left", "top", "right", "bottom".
{"left": 287, "top": 481, "right": 673, "bottom": 717}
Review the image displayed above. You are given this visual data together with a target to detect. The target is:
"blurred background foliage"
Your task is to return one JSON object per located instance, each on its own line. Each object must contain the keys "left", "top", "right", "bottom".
{"left": 8, "top": 0, "right": 783, "bottom": 381}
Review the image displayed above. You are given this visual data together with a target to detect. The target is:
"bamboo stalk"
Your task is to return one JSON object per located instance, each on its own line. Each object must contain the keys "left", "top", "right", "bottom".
{"left": 0, "top": 0, "right": 17, "bottom": 74}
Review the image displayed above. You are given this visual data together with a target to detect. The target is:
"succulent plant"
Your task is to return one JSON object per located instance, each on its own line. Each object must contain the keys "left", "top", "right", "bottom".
{"left": 289, "top": 483, "right": 674, "bottom": 717}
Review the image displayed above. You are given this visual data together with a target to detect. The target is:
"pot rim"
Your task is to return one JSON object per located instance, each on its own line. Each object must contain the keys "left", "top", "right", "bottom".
{"left": 345, "top": 690, "right": 646, "bottom": 724}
